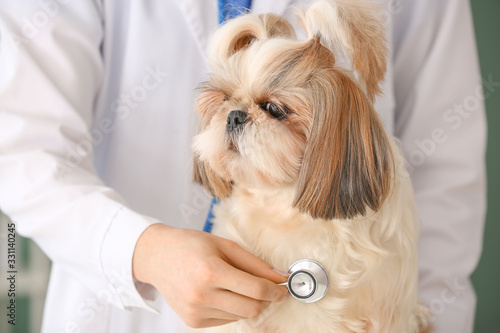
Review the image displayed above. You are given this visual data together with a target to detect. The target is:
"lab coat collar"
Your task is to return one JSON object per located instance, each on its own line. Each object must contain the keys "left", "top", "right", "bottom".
{"left": 173, "top": 0, "right": 293, "bottom": 58}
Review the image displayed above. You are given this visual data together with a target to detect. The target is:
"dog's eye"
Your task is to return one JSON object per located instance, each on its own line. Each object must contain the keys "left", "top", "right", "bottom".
{"left": 261, "top": 102, "right": 288, "bottom": 120}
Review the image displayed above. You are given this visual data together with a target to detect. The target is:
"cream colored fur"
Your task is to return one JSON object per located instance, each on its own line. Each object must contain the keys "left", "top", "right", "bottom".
{"left": 202, "top": 144, "right": 428, "bottom": 332}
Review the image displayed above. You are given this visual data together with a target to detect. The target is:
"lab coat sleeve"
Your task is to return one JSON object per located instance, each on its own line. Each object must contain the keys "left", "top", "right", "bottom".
{"left": 392, "top": 0, "right": 487, "bottom": 332}
{"left": 0, "top": 3, "right": 159, "bottom": 312}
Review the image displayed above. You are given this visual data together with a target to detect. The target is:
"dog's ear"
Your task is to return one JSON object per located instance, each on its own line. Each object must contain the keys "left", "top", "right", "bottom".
{"left": 258, "top": 13, "right": 295, "bottom": 39}
{"left": 293, "top": 69, "right": 393, "bottom": 220}
{"left": 192, "top": 88, "right": 233, "bottom": 199}
{"left": 208, "top": 15, "right": 263, "bottom": 62}
{"left": 297, "top": 0, "right": 387, "bottom": 101}
{"left": 208, "top": 13, "right": 295, "bottom": 64}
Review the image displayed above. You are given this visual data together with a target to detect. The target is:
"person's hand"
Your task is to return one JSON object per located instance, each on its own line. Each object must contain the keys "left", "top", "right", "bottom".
{"left": 132, "top": 224, "right": 288, "bottom": 328}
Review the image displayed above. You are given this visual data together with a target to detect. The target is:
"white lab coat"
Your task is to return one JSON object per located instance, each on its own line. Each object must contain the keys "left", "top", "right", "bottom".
{"left": 0, "top": 0, "right": 486, "bottom": 332}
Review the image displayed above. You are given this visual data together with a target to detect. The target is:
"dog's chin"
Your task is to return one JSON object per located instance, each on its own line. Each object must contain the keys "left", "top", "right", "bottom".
{"left": 228, "top": 141, "right": 238, "bottom": 152}
{"left": 211, "top": 148, "right": 261, "bottom": 188}
{"left": 226, "top": 135, "right": 240, "bottom": 153}
{"left": 212, "top": 147, "right": 301, "bottom": 190}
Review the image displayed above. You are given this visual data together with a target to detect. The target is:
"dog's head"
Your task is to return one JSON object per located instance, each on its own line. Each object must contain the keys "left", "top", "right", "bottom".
{"left": 193, "top": 0, "right": 393, "bottom": 220}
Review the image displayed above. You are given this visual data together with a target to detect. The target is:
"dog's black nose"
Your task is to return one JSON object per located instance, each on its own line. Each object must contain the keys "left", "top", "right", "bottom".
{"left": 226, "top": 110, "right": 248, "bottom": 132}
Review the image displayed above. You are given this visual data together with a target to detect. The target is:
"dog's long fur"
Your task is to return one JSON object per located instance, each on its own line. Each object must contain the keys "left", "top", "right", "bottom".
{"left": 192, "top": 1, "right": 429, "bottom": 332}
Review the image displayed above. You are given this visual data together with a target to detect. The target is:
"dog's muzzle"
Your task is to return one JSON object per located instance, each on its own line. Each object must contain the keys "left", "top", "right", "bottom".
{"left": 279, "top": 259, "right": 329, "bottom": 303}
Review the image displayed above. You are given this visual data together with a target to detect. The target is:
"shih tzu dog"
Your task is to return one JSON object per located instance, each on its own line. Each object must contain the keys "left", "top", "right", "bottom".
{"left": 192, "top": 0, "right": 429, "bottom": 332}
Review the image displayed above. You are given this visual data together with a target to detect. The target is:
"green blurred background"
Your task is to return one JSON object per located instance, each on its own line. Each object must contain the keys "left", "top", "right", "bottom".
{"left": 470, "top": 1, "right": 500, "bottom": 333}
{"left": 0, "top": 1, "right": 499, "bottom": 333}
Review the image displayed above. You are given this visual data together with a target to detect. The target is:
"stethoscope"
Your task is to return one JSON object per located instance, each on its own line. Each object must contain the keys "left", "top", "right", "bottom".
{"left": 278, "top": 259, "right": 329, "bottom": 303}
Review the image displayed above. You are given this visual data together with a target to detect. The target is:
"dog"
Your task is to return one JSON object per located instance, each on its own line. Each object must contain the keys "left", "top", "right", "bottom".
{"left": 192, "top": 0, "right": 429, "bottom": 332}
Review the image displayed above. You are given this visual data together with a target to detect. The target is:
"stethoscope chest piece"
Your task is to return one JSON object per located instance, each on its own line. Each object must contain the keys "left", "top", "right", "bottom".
{"left": 285, "top": 259, "right": 329, "bottom": 303}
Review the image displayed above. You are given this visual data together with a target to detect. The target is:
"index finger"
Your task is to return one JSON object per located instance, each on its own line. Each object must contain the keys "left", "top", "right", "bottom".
{"left": 220, "top": 239, "right": 289, "bottom": 284}
{"left": 215, "top": 259, "right": 288, "bottom": 302}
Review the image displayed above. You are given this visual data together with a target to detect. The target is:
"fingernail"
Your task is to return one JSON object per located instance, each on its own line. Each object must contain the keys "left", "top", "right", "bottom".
{"left": 273, "top": 268, "right": 290, "bottom": 277}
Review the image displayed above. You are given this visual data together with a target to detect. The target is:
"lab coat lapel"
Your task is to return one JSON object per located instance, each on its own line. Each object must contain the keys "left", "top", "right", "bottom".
{"left": 173, "top": 0, "right": 293, "bottom": 58}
